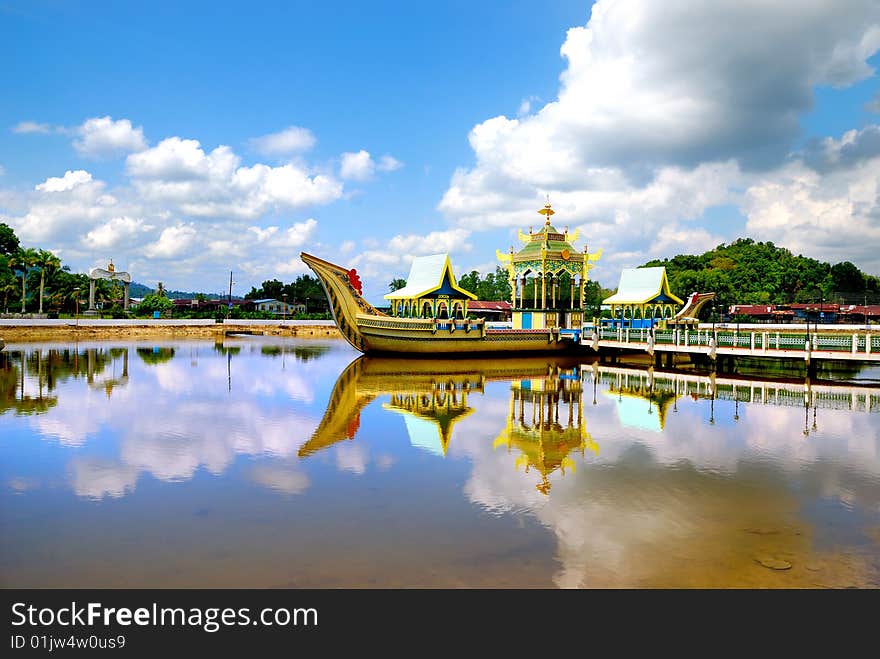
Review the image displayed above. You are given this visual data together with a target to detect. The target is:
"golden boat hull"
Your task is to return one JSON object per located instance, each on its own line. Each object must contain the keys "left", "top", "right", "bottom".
{"left": 301, "top": 252, "right": 576, "bottom": 355}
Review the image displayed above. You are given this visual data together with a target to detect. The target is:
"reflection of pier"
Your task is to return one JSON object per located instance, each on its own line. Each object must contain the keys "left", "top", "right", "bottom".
{"left": 494, "top": 365, "right": 597, "bottom": 494}
{"left": 589, "top": 363, "right": 880, "bottom": 413}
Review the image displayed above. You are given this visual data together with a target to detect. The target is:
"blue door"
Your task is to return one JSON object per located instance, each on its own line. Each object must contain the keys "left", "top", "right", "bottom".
{"left": 521, "top": 312, "right": 532, "bottom": 329}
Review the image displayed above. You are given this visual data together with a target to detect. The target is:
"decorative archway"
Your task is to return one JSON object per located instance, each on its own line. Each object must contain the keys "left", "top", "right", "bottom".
{"left": 452, "top": 302, "right": 463, "bottom": 319}
{"left": 437, "top": 301, "right": 449, "bottom": 319}
{"left": 87, "top": 261, "right": 131, "bottom": 314}
{"left": 422, "top": 301, "right": 432, "bottom": 318}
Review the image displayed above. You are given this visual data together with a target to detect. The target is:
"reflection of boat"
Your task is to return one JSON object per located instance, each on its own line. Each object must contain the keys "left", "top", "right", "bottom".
{"left": 300, "top": 355, "right": 583, "bottom": 458}
{"left": 301, "top": 252, "right": 577, "bottom": 355}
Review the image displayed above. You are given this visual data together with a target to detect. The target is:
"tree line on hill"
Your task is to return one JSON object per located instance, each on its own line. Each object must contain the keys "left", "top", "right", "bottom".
{"left": 642, "top": 238, "right": 880, "bottom": 306}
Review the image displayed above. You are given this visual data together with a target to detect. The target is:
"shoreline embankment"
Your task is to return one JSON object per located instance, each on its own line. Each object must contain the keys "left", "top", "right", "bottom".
{"left": 0, "top": 319, "right": 340, "bottom": 343}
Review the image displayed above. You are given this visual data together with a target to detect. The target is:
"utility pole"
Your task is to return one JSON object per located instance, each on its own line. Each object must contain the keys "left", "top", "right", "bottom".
{"left": 227, "top": 271, "right": 233, "bottom": 319}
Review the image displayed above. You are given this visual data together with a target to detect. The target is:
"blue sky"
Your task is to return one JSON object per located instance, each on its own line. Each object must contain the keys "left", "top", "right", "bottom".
{"left": 2, "top": 0, "right": 879, "bottom": 303}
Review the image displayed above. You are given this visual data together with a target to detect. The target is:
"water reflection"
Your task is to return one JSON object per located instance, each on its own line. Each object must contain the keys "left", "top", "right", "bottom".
{"left": 1, "top": 340, "right": 878, "bottom": 587}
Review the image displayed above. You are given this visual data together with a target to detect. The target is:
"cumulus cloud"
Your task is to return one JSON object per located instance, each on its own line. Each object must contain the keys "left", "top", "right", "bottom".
{"left": 143, "top": 224, "right": 198, "bottom": 259}
{"left": 744, "top": 146, "right": 880, "bottom": 270}
{"left": 12, "top": 121, "right": 53, "bottom": 134}
{"left": 84, "top": 216, "right": 150, "bottom": 250}
{"left": 351, "top": 228, "right": 473, "bottom": 279}
{"left": 73, "top": 116, "right": 147, "bottom": 158}
{"left": 340, "top": 150, "right": 374, "bottom": 181}
{"left": 339, "top": 150, "right": 402, "bottom": 181}
{"left": 439, "top": 0, "right": 880, "bottom": 281}
{"left": 377, "top": 155, "right": 403, "bottom": 172}
{"left": 35, "top": 170, "right": 93, "bottom": 193}
{"left": 249, "top": 126, "right": 316, "bottom": 155}
{"left": 127, "top": 137, "right": 342, "bottom": 219}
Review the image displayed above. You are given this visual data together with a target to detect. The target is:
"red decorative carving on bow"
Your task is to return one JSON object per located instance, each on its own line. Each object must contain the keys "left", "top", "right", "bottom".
{"left": 348, "top": 268, "right": 363, "bottom": 295}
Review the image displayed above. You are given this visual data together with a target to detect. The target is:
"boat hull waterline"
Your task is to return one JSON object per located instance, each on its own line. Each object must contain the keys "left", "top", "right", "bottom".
{"left": 301, "top": 252, "right": 576, "bottom": 355}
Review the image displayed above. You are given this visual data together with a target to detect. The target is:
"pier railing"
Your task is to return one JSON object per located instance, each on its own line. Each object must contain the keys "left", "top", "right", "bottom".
{"left": 592, "top": 326, "right": 879, "bottom": 360}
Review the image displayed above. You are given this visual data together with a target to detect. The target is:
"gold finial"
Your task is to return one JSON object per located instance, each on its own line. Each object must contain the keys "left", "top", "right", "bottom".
{"left": 107, "top": 259, "right": 115, "bottom": 273}
{"left": 538, "top": 203, "right": 555, "bottom": 225}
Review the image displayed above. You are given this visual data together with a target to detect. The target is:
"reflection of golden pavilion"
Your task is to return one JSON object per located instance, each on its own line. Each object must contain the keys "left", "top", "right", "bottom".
{"left": 383, "top": 382, "right": 478, "bottom": 456}
{"left": 299, "top": 357, "right": 488, "bottom": 458}
{"left": 494, "top": 365, "right": 598, "bottom": 495}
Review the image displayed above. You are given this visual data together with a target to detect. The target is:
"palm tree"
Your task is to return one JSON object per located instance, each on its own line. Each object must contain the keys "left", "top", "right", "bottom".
{"left": 8, "top": 248, "right": 38, "bottom": 313}
{"left": 1, "top": 280, "right": 17, "bottom": 313}
{"left": 34, "top": 249, "right": 61, "bottom": 314}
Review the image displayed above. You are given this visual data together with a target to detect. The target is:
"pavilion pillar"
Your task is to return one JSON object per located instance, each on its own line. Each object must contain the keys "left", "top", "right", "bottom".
{"left": 88, "top": 279, "right": 96, "bottom": 312}
{"left": 551, "top": 275, "right": 556, "bottom": 308}
{"left": 520, "top": 276, "right": 527, "bottom": 309}
{"left": 123, "top": 282, "right": 130, "bottom": 310}
{"left": 570, "top": 277, "right": 575, "bottom": 310}
{"left": 541, "top": 274, "right": 546, "bottom": 310}
{"left": 533, "top": 277, "right": 538, "bottom": 309}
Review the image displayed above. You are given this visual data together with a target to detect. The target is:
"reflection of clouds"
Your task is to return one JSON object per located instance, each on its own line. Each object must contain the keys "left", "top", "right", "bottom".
{"left": 374, "top": 454, "right": 395, "bottom": 471}
{"left": 250, "top": 465, "right": 310, "bottom": 495}
{"left": 455, "top": 380, "right": 880, "bottom": 587}
{"left": 20, "top": 341, "right": 354, "bottom": 499}
{"left": 69, "top": 457, "right": 139, "bottom": 500}
{"left": 335, "top": 443, "right": 368, "bottom": 475}
{"left": 6, "top": 477, "right": 38, "bottom": 493}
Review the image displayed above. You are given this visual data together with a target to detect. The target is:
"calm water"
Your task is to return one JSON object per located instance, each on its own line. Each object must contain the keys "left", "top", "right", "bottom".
{"left": 1, "top": 338, "right": 878, "bottom": 588}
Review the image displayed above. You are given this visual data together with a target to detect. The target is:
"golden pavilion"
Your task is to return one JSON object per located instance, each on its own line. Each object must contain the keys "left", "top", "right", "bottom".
{"left": 497, "top": 202, "right": 602, "bottom": 331}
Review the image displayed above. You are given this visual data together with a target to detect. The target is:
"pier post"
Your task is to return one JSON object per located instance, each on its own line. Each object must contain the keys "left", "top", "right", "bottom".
{"left": 853, "top": 334, "right": 858, "bottom": 355}
{"left": 868, "top": 334, "right": 872, "bottom": 355}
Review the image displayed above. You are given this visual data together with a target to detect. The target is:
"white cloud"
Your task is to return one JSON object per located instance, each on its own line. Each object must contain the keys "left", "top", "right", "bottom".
{"left": 340, "top": 151, "right": 402, "bottom": 181}
{"left": 340, "top": 150, "right": 374, "bottom": 181}
{"left": 439, "top": 0, "right": 880, "bottom": 285}
{"left": 867, "top": 92, "right": 880, "bottom": 114}
{"left": 127, "top": 137, "right": 342, "bottom": 219}
{"left": 744, "top": 147, "right": 880, "bottom": 271}
{"left": 84, "top": 216, "right": 149, "bottom": 250}
{"left": 377, "top": 155, "right": 403, "bottom": 172}
{"left": 517, "top": 95, "right": 540, "bottom": 117}
{"left": 35, "top": 170, "right": 93, "bottom": 192}
{"left": 73, "top": 116, "right": 147, "bottom": 158}
{"left": 0, "top": 165, "right": 5, "bottom": 176}
{"left": 143, "top": 224, "right": 198, "bottom": 259}
{"left": 249, "top": 126, "right": 316, "bottom": 155}
{"left": 12, "top": 121, "right": 52, "bottom": 134}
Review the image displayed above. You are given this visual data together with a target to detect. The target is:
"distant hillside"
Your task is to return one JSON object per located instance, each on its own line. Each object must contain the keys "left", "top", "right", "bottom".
{"left": 129, "top": 282, "right": 231, "bottom": 300}
{"left": 642, "top": 238, "right": 880, "bottom": 305}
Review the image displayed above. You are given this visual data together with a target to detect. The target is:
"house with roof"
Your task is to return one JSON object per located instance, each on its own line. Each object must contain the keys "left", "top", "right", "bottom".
{"left": 602, "top": 267, "right": 683, "bottom": 327}
{"left": 384, "top": 254, "right": 477, "bottom": 319}
{"left": 252, "top": 298, "right": 302, "bottom": 315}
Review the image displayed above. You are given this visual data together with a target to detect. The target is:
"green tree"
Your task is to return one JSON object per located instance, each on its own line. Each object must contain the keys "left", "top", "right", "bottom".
{"left": 8, "top": 248, "right": 38, "bottom": 313}
{"left": 457, "top": 271, "right": 480, "bottom": 295}
{"left": 136, "top": 293, "right": 173, "bottom": 315}
{"left": 389, "top": 278, "right": 407, "bottom": 292}
{"left": 0, "top": 223, "right": 19, "bottom": 256}
{"left": 34, "top": 249, "right": 61, "bottom": 314}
